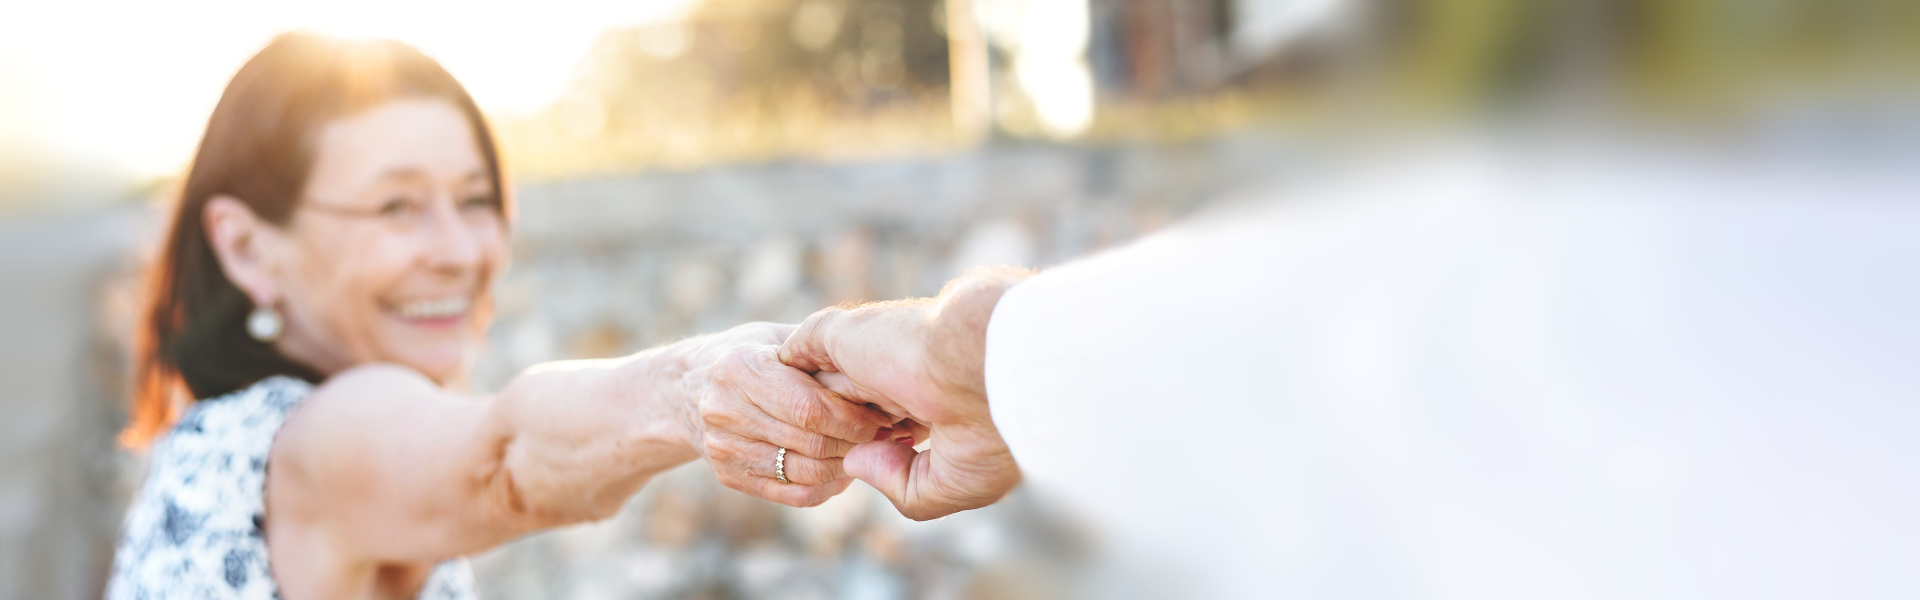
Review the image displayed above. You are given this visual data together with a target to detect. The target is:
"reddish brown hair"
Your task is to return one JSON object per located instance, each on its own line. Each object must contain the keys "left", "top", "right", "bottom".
{"left": 123, "top": 32, "right": 511, "bottom": 447}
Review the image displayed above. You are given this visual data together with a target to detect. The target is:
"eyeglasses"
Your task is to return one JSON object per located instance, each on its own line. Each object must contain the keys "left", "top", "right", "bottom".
{"left": 300, "top": 191, "right": 502, "bottom": 236}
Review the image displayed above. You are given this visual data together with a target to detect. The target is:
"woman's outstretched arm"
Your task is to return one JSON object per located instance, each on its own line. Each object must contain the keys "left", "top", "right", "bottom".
{"left": 264, "top": 322, "right": 893, "bottom": 596}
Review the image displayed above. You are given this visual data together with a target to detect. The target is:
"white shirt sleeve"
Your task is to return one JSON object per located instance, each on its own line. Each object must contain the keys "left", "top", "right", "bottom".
{"left": 982, "top": 153, "right": 1920, "bottom": 599}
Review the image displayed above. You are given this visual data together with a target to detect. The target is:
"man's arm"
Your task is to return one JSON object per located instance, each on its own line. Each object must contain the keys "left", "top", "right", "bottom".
{"left": 779, "top": 267, "right": 1031, "bottom": 520}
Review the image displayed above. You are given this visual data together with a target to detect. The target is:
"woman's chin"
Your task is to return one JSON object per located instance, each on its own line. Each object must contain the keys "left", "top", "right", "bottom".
{"left": 380, "top": 344, "right": 472, "bottom": 384}
{"left": 370, "top": 314, "right": 484, "bottom": 384}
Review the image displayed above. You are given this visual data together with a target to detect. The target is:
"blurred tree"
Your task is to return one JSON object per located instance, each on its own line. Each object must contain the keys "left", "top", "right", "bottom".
{"left": 499, "top": 0, "right": 959, "bottom": 176}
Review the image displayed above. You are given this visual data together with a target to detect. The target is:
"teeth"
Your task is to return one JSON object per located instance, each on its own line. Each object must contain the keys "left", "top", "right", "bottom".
{"left": 394, "top": 297, "right": 470, "bottom": 320}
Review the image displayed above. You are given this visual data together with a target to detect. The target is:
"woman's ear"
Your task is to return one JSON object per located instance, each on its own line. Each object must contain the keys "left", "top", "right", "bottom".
{"left": 203, "top": 195, "right": 284, "bottom": 307}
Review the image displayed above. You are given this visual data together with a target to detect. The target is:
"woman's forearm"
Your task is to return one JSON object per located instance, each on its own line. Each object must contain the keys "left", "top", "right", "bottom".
{"left": 489, "top": 341, "right": 708, "bottom": 526}
{"left": 485, "top": 321, "right": 802, "bottom": 527}
{"left": 267, "top": 323, "right": 799, "bottom": 569}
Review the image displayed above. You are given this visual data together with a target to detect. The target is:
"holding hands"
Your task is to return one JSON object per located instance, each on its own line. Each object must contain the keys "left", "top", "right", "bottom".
{"left": 680, "top": 323, "right": 894, "bottom": 507}
{"left": 691, "top": 269, "right": 1028, "bottom": 519}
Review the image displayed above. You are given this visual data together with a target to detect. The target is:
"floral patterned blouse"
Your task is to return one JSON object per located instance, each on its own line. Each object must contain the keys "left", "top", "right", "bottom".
{"left": 107, "top": 376, "right": 476, "bottom": 600}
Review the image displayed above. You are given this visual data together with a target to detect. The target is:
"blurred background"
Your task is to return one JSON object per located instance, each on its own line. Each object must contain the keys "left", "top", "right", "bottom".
{"left": 2, "top": 0, "right": 1917, "bottom": 598}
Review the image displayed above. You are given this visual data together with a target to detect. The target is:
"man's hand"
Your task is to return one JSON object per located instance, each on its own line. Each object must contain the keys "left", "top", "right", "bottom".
{"left": 779, "top": 268, "right": 1030, "bottom": 520}
{"left": 683, "top": 323, "right": 897, "bottom": 507}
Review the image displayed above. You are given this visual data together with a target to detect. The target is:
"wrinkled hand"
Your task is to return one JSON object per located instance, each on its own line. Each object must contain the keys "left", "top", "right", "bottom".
{"left": 779, "top": 272, "right": 1025, "bottom": 520}
{"left": 685, "top": 322, "right": 897, "bottom": 507}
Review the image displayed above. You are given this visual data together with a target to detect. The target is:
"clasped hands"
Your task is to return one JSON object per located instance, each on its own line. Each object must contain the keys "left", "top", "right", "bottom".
{"left": 686, "top": 273, "right": 1023, "bottom": 520}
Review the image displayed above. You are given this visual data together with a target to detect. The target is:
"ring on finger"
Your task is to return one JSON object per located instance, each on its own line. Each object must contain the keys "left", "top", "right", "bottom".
{"left": 775, "top": 447, "right": 788, "bottom": 483}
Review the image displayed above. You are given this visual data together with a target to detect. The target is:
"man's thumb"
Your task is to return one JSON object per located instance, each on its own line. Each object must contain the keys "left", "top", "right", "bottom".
{"left": 777, "top": 309, "right": 839, "bottom": 372}
{"left": 845, "top": 440, "right": 924, "bottom": 516}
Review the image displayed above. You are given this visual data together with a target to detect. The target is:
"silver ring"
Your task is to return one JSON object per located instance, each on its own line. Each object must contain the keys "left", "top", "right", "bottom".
{"left": 775, "top": 447, "right": 788, "bottom": 483}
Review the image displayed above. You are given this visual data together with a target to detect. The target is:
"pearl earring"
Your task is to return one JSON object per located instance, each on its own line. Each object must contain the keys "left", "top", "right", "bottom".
{"left": 247, "top": 305, "right": 283, "bottom": 342}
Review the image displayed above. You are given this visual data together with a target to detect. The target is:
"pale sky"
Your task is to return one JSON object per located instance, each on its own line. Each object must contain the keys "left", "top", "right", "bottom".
{"left": 0, "top": 0, "right": 699, "bottom": 178}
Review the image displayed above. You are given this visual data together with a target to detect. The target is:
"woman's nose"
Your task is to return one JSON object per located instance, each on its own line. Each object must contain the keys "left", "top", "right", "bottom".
{"left": 419, "top": 198, "right": 488, "bottom": 274}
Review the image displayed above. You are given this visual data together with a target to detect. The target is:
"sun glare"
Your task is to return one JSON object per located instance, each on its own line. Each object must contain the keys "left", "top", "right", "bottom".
{"left": 0, "top": 0, "right": 698, "bottom": 179}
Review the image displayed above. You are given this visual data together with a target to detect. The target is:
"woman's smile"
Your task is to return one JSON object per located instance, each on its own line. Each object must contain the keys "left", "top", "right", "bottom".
{"left": 385, "top": 295, "right": 473, "bottom": 327}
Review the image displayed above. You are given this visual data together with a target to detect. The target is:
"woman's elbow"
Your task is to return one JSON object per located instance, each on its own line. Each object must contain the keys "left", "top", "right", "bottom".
{"left": 484, "top": 439, "right": 630, "bottom": 528}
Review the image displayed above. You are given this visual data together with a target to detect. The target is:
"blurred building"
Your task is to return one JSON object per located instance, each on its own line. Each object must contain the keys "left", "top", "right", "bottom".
{"left": 495, "top": 0, "right": 1325, "bottom": 176}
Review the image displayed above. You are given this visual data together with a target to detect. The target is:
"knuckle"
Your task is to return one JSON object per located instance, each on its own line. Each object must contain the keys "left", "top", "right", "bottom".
{"left": 793, "top": 460, "right": 822, "bottom": 484}
{"left": 798, "top": 434, "right": 836, "bottom": 459}
{"left": 703, "top": 436, "right": 737, "bottom": 463}
{"left": 719, "top": 342, "right": 753, "bottom": 360}
{"left": 712, "top": 348, "right": 757, "bottom": 382}
{"left": 700, "top": 406, "right": 737, "bottom": 429}
{"left": 820, "top": 397, "right": 876, "bottom": 439}
{"left": 791, "top": 398, "right": 829, "bottom": 430}
{"left": 697, "top": 392, "right": 732, "bottom": 418}
{"left": 798, "top": 459, "right": 838, "bottom": 485}
{"left": 794, "top": 309, "right": 841, "bottom": 339}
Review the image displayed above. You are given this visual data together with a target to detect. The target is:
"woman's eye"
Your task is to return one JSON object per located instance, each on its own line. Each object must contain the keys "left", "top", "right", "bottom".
{"left": 459, "top": 195, "right": 492, "bottom": 211}
{"left": 378, "top": 198, "right": 418, "bottom": 217}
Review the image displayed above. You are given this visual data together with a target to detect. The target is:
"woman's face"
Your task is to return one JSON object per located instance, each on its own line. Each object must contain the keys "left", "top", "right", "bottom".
{"left": 262, "top": 98, "right": 507, "bottom": 383}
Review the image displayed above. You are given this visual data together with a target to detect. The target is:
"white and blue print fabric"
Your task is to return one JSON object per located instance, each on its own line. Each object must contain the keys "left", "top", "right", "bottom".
{"left": 106, "top": 376, "right": 476, "bottom": 600}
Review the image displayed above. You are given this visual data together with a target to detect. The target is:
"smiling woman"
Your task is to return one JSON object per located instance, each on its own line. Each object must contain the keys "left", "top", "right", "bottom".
{"left": 110, "top": 32, "right": 900, "bottom": 600}
{"left": 216, "top": 98, "right": 507, "bottom": 382}
{"left": 126, "top": 34, "right": 508, "bottom": 439}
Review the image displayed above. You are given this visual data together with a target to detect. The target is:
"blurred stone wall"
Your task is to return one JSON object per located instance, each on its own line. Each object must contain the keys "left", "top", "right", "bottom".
{"left": 0, "top": 209, "right": 143, "bottom": 600}
{"left": 0, "top": 138, "right": 1285, "bottom": 599}
{"left": 472, "top": 139, "right": 1282, "bottom": 389}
